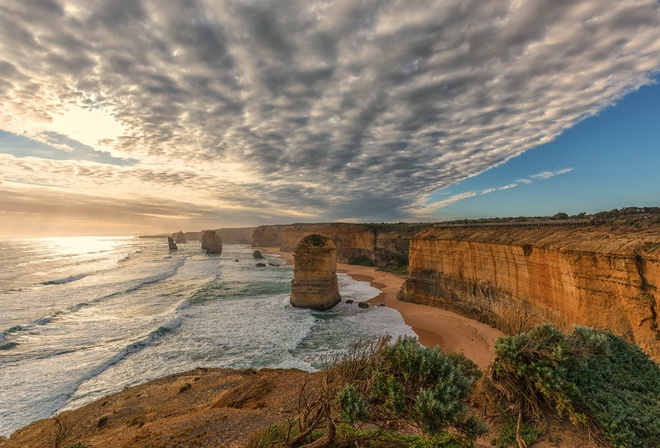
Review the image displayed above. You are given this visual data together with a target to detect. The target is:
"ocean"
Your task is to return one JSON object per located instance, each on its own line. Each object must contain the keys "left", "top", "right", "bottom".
{"left": 0, "top": 236, "right": 415, "bottom": 437}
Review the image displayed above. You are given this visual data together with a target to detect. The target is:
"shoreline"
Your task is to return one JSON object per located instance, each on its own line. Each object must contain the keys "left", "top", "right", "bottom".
{"left": 268, "top": 249, "right": 503, "bottom": 371}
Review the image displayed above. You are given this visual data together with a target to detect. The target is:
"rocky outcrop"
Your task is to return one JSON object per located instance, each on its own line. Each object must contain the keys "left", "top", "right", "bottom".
{"left": 290, "top": 234, "right": 341, "bottom": 311}
{"left": 201, "top": 230, "right": 223, "bottom": 254}
{"left": 0, "top": 368, "right": 321, "bottom": 448}
{"left": 253, "top": 250, "right": 264, "bottom": 259}
{"left": 399, "top": 226, "right": 660, "bottom": 361}
{"left": 219, "top": 227, "right": 256, "bottom": 244}
{"left": 174, "top": 231, "right": 187, "bottom": 244}
{"left": 252, "top": 225, "right": 287, "bottom": 248}
{"left": 167, "top": 237, "right": 178, "bottom": 251}
{"left": 253, "top": 223, "right": 430, "bottom": 268}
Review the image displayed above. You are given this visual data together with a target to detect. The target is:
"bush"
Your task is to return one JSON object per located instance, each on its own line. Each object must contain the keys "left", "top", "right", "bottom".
{"left": 371, "top": 337, "right": 479, "bottom": 434}
{"left": 485, "top": 324, "right": 660, "bottom": 448}
{"left": 567, "top": 328, "right": 660, "bottom": 448}
{"left": 347, "top": 254, "right": 375, "bottom": 266}
{"left": 249, "top": 336, "right": 484, "bottom": 447}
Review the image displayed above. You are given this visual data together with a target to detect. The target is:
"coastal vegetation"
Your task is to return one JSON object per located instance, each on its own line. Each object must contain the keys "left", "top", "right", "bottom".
{"left": 483, "top": 324, "right": 660, "bottom": 448}
{"left": 250, "top": 325, "right": 660, "bottom": 448}
{"left": 248, "top": 336, "right": 485, "bottom": 448}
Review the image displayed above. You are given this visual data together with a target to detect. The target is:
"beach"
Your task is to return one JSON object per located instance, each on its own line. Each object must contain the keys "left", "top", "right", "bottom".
{"left": 273, "top": 250, "right": 503, "bottom": 371}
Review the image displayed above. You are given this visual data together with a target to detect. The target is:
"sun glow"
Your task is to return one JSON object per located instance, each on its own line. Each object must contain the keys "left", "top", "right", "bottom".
{"left": 50, "top": 106, "right": 126, "bottom": 150}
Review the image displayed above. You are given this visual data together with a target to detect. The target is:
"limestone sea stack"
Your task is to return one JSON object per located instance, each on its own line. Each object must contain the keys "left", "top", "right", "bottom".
{"left": 201, "top": 230, "right": 223, "bottom": 254}
{"left": 290, "top": 234, "right": 341, "bottom": 311}
{"left": 167, "top": 237, "right": 178, "bottom": 251}
{"left": 174, "top": 230, "right": 187, "bottom": 244}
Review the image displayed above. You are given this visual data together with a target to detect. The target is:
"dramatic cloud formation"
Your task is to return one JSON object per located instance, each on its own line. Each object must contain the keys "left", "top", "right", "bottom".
{"left": 0, "top": 0, "right": 659, "bottom": 233}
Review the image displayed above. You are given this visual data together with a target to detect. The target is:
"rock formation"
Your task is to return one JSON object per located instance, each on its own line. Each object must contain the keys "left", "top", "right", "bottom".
{"left": 174, "top": 231, "right": 187, "bottom": 244}
{"left": 398, "top": 226, "right": 660, "bottom": 361}
{"left": 167, "top": 237, "right": 178, "bottom": 251}
{"left": 253, "top": 250, "right": 264, "bottom": 259}
{"left": 253, "top": 223, "right": 430, "bottom": 268}
{"left": 201, "top": 230, "right": 223, "bottom": 254}
{"left": 218, "top": 227, "right": 256, "bottom": 244}
{"left": 290, "top": 234, "right": 341, "bottom": 311}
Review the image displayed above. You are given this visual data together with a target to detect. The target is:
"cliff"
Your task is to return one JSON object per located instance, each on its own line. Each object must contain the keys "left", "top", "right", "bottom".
{"left": 399, "top": 225, "right": 660, "bottom": 361}
{"left": 218, "top": 227, "right": 255, "bottom": 244}
{"left": 252, "top": 223, "right": 431, "bottom": 268}
{"left": 252, "top": 225, "right": 287, "bottom": 248}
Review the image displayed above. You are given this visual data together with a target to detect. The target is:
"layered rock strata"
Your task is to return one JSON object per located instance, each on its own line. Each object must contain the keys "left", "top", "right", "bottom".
{"left": 290, "top": 234, "right": 341, "bottom": 311}
{"left": 201, "top": 230, "right": 223, "bottom": 254}
{"left": 252, "top": 223, "right": 430, "bottom": 267}
{"left": 399, "top": 226, "right": 660, "bottom": 361}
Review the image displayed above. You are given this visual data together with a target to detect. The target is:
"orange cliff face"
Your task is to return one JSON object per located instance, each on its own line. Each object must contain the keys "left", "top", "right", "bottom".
{"left": 252, "top": 223, "right": 427, "bottom": 267}
{"left": 399, "top": 226, "right": 660, "bottom": 361}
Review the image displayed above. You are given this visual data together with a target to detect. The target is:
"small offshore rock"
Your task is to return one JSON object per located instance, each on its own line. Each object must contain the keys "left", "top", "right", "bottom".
{"left": 345, "top": 299, "right": 354, "bottom": 304}
{"left": 253, "top": 250, "right": 264, "bottom": 259}
{"left": 268, "top": 262, "right": 280, "bottom": 267}
{"left": 357, "top": 302, "right": 369, "bottom": 309}
{"left": 168, "top": 237, "right": 178, "bottom": 251}
{"left": 255, "top": 263, "right": 267, "bottom": 267}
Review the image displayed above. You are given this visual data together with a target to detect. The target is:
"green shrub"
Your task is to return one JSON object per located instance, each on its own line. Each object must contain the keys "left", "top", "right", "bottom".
{"left": 336, "top": 384, "right": 369, "bottom": 423}
{"left": 486, "top": 324, "right": 660, "bottom": 448}
{"left": 371, "top": 337, "right": 477, "bottom": 434}
{"left": 490, "top": 414, "right": 543, "bottom": 448}
{"left": 347, "top": 254, "right": 375, "bottom": 266}
{"left": 567, "top": 328, "right": 660, "bottom": 448}
{"left": 249, "top": 336, "right": 483, "bottom": 447}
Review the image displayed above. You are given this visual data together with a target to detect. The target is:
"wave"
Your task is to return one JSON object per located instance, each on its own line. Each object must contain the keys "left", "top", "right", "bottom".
{"left": 40, "top": 274, "right": 86, "bottom": 286}
{"left": 56, "top": 315, "right": 185, "bottom": 412}
{"left": 2, "top": 257, "right": 188, "bottom": 336}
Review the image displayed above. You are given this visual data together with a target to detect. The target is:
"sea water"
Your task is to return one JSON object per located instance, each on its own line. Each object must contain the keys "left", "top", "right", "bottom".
{"left": 0, "top": 236, "right": 415, "bottom": 436}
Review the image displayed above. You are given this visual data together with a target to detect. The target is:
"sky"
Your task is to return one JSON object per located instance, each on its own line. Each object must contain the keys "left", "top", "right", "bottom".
{"left": 0, "top": 0, "right": 659, "bottom": 237}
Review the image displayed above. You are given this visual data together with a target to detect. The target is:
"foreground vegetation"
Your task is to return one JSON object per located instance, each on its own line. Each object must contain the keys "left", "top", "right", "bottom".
{"left": 249, "top": 336, "right": 485, "bottom": 448}
{"left": 484, "top": 324, "right": 660, "bottom": 448}
{"left": 251, "top": 325, "right": 659, "bottom": 448}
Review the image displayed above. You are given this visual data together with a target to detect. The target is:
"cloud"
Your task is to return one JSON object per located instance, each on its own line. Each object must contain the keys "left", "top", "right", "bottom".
{"left": 424, "top": 191, "right": 478, "bottom": 211}
{"left": 530, "top": 168, "right": 574, "bottom": 180}
{"left": 0, "top": 1, "right": 658, "bottom": 226}
{"left": 421, "top": 166, "right": 573, "bottom": 213}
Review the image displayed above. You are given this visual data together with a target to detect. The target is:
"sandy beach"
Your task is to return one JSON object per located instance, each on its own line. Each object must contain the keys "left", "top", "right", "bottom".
{"left": 270, "top": 250, "right": 503, "bottom": 371}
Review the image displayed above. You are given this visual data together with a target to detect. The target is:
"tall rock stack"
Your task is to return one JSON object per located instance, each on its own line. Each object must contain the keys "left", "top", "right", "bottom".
{"left": 174, "top": 231, "right": 187, "bottom": 244}
{"left": 290, "top": 234, "right": 341, "bottom": 311}
{"left": 167, "top": 237, "right": 178, "bottom": 251}
{"left": 201, "top": 230, "right": 223, "bottom": 254}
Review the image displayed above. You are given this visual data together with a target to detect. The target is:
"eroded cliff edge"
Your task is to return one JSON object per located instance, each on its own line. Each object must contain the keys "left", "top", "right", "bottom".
{"left": 252, "top": 223, "right": 431, "bottom": 268}
{"left": 399, "top": 225, "right": 660, "bottom": 361}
